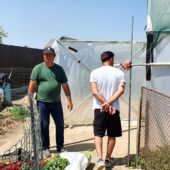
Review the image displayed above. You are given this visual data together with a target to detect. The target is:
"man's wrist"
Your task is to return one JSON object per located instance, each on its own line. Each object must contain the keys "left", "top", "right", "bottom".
{"left": 28, "top": 93, "right": 34, "bottom": 97}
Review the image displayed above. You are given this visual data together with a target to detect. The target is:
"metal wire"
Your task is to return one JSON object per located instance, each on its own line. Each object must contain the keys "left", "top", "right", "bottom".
{"left": 0, "top": 95, "right": 43, "bottom": 170}
{"left": 138, "top": 87, "right": 170, "bottom": 154}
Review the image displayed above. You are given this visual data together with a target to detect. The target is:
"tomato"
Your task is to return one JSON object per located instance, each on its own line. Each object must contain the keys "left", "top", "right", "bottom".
{"left": 10, "top": 164, "right": 16, "bottom": 170}
{"left": 5, "top": 160, "right": 10, "bottom": 166}
{"left": 0, "top": 164, "right": 3, "bottom": 169}
{"left": 38, "top": 160, "right": 45, "bottom": 167}
{"left": 16, "top": 161, "right": 22, "bottom": 170}
{"left": 43, "top": 160, "right": 47, "bottom": 166}
{"left": 4, "top": 166, "right": 11, "bottom": 170}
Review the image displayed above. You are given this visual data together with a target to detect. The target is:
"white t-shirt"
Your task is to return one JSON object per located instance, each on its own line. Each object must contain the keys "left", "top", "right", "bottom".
{"left": 90, "top": 66, "right": 125, "bottom": 111}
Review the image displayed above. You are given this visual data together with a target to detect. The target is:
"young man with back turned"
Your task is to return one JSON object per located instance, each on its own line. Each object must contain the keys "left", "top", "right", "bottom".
{"left": 90, "top": 51, "right": 126, "bottom": 169}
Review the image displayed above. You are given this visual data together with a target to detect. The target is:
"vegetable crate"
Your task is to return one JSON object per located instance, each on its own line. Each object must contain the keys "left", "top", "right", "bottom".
{"left": 0, "top": 95, "right": 43, "bottom": 170}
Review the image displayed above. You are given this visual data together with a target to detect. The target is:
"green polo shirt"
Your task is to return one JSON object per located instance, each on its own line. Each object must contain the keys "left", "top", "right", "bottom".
{"left": 30, "top": 63, "right": 68, "bottom": 102}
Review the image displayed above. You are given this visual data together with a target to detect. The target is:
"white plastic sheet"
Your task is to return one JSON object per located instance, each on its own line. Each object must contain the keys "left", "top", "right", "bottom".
{"left": 60, "top": 152, "right": 89, "bottom": 170}
{"left": 151, "top": 34, "right": 170, "bottom": 95}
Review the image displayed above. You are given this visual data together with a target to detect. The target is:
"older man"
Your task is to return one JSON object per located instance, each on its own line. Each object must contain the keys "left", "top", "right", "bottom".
{"left": 28, "top": 47, "right": 73, "bottom": 158}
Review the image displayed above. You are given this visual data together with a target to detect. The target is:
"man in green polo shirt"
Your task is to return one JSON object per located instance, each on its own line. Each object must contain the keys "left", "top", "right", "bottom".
{"left": 28, "top": 47, "right": 73, "bottom": 158}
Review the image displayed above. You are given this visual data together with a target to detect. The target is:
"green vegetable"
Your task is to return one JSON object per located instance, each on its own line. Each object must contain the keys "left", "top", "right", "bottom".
{"left": 84, "top": 151, "right": 92, "bottom": 160}
{"left": 44, "top": 154, "right": 69, "bottom": 170}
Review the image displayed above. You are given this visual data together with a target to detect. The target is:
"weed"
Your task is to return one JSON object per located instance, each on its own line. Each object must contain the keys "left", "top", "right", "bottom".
{"left": 9, "top": 106, "right": 30, "bottom": 121}
{"left": 0, "top": 113, "right": 7, "bottom": 119}
{"left": 130, "top": 155, "right": 145, "bottom": 169}
{"left": 131, "top": 146, "right": 170, "bottom": 170}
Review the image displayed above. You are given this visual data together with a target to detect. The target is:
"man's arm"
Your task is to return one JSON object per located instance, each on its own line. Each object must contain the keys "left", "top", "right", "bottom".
{"left": 119, "top": 60, "right": 132, "bottom": 70}
{"left": 27, "top": 80, "right": 37, "bottom": 108}
{"left": 101, "top": 82, "right": 125, "bottom": 113}
{"left": 90, "top": 82, "right": 116, "bottom": 114}
{"left": 90, "top": 82, "right": 107, "bottom": 103}
{"left": 102, "top": 82, "right": 125, "bottom": 106}
{"left": 62, "top": 82, "right": 73, "bottom": 111}
{"left": 28, "top": 80, "right": 37, "bottom": 94}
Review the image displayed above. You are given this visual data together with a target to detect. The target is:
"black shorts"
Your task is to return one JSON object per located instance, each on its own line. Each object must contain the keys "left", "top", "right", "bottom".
{"left": 93, "top": 109, "right": 122, "bottom": 137}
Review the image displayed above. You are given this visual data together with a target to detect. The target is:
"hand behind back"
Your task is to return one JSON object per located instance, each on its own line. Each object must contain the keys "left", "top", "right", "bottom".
{"left": 100, "top": 103, "right": 116, "bottom": 115}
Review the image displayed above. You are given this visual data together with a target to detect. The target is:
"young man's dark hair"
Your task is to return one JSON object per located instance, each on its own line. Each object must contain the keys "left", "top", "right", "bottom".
{"left": 101, "top": 51, "right": 114, "bottom": 62}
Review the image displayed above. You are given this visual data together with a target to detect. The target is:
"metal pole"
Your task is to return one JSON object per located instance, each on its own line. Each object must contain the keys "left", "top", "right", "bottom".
{"left": 58, "top": 39, "right": 144, "bottom": 44}
{"left": 131, "top": 63, "right": 170, "bottom": 66}
{"left": 115, "top": 62, "right": 170, "bottom": 67}
{"left": 28, "top": 94, "right": 39, "bottom": 170}
{"left": 128, "top": 16, "right": 134, "bottom": 166}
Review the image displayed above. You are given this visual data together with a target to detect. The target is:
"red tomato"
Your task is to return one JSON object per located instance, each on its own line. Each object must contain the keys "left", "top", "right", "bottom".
{"left": 5, "top": 160, "right": 10, "bottom": 166}
{"left": 0, "top": 165, "right": 3, "bottom": 170}
{"left": 16, "top": 161, "right": 22, "bottom": 170}
{"left": 38, "top": 160, "right": 44, "bottom": 167}
{"left": 4, "top": 166, "right": 11, "bottom": 170}
{"left": 43, "top": 160, "right": 47, "bottom": 166}
{"left": 29, "top": 160, "right": 33, "bottom": 166}
{"left": 10, "top": 164, "right": 16, "bottom": 170}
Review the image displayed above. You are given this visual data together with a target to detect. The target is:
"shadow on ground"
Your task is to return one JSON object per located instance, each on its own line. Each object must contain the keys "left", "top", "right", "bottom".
{"left": 50, "top": 143, "right": 135, "bottom": 170}
{"left": 114, "top": 154, "right": 136, "bottom": 166}
{"left": 87, "top": 154, "right": 136, "bottom": 170}
{"left": 86, "top": 163, "right": 95, "bottom": 170}
{"left": 51, "top": 142, "right": 95, "bottom": 153}
{"left": 65, "top": 143, "right": 95, "bottom": 152}
{"left": 0, "top": 106, "right": 6, "bottom": 112}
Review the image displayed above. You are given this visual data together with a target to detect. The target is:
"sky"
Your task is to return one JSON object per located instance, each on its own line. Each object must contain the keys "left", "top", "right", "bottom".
{"left": 0, "top": 0, "right": 147, "bottom": 49}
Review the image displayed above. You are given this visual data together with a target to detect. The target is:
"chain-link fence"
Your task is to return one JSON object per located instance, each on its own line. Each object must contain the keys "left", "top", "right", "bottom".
{"left": 0, "top": 95, "right": 43, "bottom": 170}
{"left": 137, "top": 86, "right": 170, "bottom": 154}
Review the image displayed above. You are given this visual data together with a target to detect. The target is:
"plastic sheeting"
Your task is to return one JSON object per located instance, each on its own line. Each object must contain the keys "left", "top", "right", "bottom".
{"left": 146, "top": 0, "right": 170, "bottom": 96}
{"left": 51, "top": 40, "right": 146, "bottom": 125}
{"left": 60, "top": 152, "right": 89, "bottom": 170}
{"left": 150, "top": 34, "right": 170, "bottom": 95}
{"left": 147, "top": 0, "right": 170, "bottom": 32}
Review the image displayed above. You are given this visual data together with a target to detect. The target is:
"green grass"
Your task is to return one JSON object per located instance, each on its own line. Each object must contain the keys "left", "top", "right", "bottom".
{"left": 9, "top": 106, "right": 30, "bottom": 121}
{"left": 130, "top": 146, "right": 170, "bottom": 170}
{"left": 0, "top": 113, "right": 7, "bottom": 119}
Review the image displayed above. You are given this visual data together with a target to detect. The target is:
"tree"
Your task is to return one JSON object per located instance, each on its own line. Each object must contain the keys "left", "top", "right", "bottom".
{"left": 0, "top": 26, "right": 7, "bottom": 44}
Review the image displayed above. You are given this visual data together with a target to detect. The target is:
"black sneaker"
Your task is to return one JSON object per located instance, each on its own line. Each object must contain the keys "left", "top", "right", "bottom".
{"left": 105, "top": 158, "right": 115, "bottom": 168}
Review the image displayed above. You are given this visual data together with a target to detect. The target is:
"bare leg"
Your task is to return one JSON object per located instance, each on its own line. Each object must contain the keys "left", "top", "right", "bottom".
{"left": 94, "top": 136, "right": 103, "bottom": 159}
{"left": 106, "top": 137, "right": 116, "bottom": 158}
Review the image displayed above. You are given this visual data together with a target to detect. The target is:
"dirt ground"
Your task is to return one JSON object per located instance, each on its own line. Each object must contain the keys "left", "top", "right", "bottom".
{"left": 0, "top": 91, "right": 140, "bottom": 170}
{"left": 52, "top": 121, "right": 139, "bottom": 170}
{"left": 0, "top": 118, "right": 139, "bottom": 169}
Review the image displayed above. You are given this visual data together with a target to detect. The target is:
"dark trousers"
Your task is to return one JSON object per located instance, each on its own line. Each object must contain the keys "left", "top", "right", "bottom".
{"left": 37, "top": 101, "right": 64, "bottom": 150}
